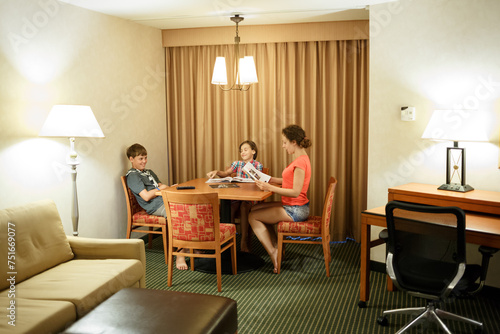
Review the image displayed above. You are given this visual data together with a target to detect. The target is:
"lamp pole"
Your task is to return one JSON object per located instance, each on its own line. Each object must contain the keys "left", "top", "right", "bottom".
{"left": 67, "top": 137, "right": 80, "bottom": 236}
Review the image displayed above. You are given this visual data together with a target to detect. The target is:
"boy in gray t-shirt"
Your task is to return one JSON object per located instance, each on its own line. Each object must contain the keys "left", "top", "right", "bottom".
{"left": 126, "top": 143, "right": 189, "bottom": 270}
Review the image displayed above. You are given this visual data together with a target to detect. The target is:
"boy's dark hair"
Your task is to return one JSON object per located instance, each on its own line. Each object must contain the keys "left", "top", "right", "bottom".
{"left": 127, "top": 143, "right": 147, "bottom": 158}
{"left": 282, "top": 125, "right": 312, "bottom": 149}
{"left": 239, "top": 140, "right": 258, "bottom": 160}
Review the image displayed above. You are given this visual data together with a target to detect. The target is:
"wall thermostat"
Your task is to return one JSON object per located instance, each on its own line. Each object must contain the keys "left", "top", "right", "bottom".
{"left": 401, "top": 106, "right": 416, "bottom": 121}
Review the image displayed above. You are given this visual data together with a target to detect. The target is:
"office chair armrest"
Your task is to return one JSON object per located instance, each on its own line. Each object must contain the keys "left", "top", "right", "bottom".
{"left": 379, "top": 229, "right": 388, "bottom": 242}
{"left": 478, "top": 245, "right": 499, "bottom": 281}
{"left": 479, "top": 245, "right": 499, "bottom": 256}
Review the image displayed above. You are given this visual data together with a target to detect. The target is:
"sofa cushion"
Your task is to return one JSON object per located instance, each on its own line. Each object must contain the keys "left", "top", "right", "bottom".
{"left": 0, "top": 200, "right": 74, "bottom": 290}
{"left": 0, "top": 297, "right": 76, "bottom": 334}
{"left": 0, "top": 259, "right": 143, "bottom": 317}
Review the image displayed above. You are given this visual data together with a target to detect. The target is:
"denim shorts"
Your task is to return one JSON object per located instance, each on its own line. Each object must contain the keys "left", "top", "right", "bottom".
{"left": 283, "top": 203, "right": 310, "bottom": 222}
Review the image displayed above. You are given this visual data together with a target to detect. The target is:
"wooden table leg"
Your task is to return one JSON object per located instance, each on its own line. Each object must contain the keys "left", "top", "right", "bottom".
{"left": 359, "top": 221, "right": 370, "bottom": 307}
{"left": 220, "top": 199, "right": 231, "bottom": 223}
{"left": 387, "top": 275, "right": 394, "bottom": 291}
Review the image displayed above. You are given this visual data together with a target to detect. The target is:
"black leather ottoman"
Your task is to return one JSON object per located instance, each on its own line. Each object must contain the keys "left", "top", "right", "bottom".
{"left": 63, "top": 288, "right": 237, "bottom": 334}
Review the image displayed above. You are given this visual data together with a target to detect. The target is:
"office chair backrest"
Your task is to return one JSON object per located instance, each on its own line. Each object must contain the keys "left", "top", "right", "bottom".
{"left": 385, "top": 201, "right": 466, "bottom": 298}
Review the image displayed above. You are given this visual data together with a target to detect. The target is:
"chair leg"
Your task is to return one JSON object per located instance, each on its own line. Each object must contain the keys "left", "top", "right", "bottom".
{"left": 148, "top": 227, "right": 153, "bottom": 249}
{"left": 429, "top": 310, "right": 453, "bottom": 334}
{"left": 395, "top": 308, "right": 432, "bottom": 334}
{"left": 322, "top": 239, "right": 331, "bottom": 277}
{"left": 384, "top": 306, "right": 426, "bottom": 317}
{"left": 231, "top": 236, "right": 237, "bottom": 275}
{"left": 167, "top": 247, "right": 174, "bottom": 287}
{"left": 277, "top": 233, "right": 283, "bottom": 274}
{"left": 435, "top": 308, "right": 483, "bottom": 329}
{"left": 126, "top": 223, "right": 133, "bottom": 239}
{"left": 162, "top": 226, "right": 168, "bottom": 265}
{"left": 326, "top": 236, "right": 332, "bottom": 263}
{"left": 190, "top": 249, "right": 195, "bottom": 271}
{"left": 216, "top": 249, "right": 222, "bottom": 292}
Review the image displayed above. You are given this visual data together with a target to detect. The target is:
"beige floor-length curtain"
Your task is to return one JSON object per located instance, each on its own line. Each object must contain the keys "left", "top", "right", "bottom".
{"left": 165, "top": 40, "right": 368, "bottom": 241}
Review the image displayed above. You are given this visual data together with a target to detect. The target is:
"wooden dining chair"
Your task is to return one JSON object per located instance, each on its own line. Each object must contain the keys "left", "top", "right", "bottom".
{"left": 276, "top": 177, "right": 338, "bottom": 276}
{"left": 161, "top": 190, "right": 237, "bottom": 292}
{"left": 120, "top": 176, "right": 168, "bottom": 263}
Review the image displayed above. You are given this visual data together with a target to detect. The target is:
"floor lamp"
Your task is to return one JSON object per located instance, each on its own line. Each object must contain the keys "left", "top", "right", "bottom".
{"left": 39, "top": 105, "right": 105, "bottom": 236}
{"left": 422, "top": 109, "right": 488, "bottom": 192}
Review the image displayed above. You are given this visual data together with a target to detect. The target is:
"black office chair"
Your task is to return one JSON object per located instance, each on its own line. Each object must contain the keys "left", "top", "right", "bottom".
{"left": 376, "top": 201, "right": 492, "bottom": 334}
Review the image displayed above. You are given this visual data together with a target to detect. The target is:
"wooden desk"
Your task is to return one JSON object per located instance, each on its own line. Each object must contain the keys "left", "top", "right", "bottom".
{"left": 359, "top": 183, "right": 500, "bottom": 307}
{"left": 388, "top": 183, "right": 500, "bottom": 215}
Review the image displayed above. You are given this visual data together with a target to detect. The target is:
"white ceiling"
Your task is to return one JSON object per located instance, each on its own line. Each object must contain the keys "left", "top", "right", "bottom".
{"left": 59, "top": 0, "right": 395, "bottom": 29}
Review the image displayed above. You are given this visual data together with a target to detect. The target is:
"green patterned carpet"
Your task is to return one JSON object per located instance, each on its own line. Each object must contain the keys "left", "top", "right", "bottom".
{"left": 145, "top": 236, "right": 500, "bottom": 333}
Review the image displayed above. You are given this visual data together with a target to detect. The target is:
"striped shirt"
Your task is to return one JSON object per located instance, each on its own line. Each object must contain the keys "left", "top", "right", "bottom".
{"left": 230, "top": 160, "right": 263, "bottom": 178}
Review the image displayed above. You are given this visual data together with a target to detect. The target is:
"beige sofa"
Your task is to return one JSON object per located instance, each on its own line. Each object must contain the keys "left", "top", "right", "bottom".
{"left": 0, "top": 200, "right": 146, "bottom": 334}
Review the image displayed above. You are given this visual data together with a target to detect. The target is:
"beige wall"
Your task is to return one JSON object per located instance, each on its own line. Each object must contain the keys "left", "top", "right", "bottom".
{"left": 0, "top": 0, "right": 167, "bottom": 238}
{"left": 369, "top": 0, "right": 500, "bottom": 287}
{"left": 162, "top": 20, "right": 369, "bottom": 47}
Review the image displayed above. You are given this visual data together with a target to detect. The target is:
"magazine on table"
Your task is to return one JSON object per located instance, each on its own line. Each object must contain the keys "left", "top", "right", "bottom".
{"left": 209, "top": 183, "right": 240, "bottom": 188}
{"left": 206, "top": 176, "right": 255, "bottom": 183}
{"left": 242, "top": 162, "right": 271, "bottom": 183}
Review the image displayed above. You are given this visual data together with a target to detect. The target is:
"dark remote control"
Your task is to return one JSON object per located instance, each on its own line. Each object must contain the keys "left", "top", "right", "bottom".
{"left": 177, "top": 186, "right": 195, "bottom": 190}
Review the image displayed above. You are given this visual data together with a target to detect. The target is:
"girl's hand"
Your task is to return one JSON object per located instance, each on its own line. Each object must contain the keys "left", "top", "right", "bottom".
{"left": 207, "top": 170, "right": 217, "bottom": 178}
{"left": 255, "top": 180, "right": 270, "bottom": 191}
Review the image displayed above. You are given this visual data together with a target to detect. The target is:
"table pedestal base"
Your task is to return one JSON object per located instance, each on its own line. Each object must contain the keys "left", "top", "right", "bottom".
{"left": 194, "top": 251, "right": 264, "bottom": 274}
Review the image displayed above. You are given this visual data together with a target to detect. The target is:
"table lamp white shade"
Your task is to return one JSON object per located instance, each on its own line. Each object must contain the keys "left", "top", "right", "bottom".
{"left": 421, "top": 109, "right": 489, "bottom": 193}
{"left": 39, "top": 105, "right": 105, "bottom": 138}
{"left": 421, "top": 109, "right": 488, "bottom": 142}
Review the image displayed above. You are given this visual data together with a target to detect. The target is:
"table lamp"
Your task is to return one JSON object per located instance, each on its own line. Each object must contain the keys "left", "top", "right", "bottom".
{"left": 39, "top": 105, "right": 105, "bottom": 236}
{"left": 421, "top": 109, "right": 488, "bottom": 192}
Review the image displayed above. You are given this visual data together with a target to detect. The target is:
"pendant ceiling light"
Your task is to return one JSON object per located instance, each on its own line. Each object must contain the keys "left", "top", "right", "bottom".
{"left": 211, "top": 15, "right": 258, "bottom": 91}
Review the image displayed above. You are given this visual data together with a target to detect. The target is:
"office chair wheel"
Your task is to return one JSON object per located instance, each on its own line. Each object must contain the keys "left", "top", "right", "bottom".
{"left": 357, "top": 301, "right": 367, "bottom": 308}
{"left": 376, "top": 316, "right": 388, "bottom": 326}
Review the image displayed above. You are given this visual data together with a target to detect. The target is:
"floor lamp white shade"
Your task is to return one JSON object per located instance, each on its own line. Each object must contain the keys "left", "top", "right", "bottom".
{"left": 39, "top": 105, "right": 105, "bottom": 236}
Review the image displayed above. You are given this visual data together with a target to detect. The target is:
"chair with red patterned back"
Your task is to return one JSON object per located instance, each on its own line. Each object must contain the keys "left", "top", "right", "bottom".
{"left": 121, "top": 176, "right": 168, "bottom": 263}
{"left": 161, "top": 190, "right": 237, "bottom": 292}
{"left": 276, "top": 177, "right": 338, "bottom": 276}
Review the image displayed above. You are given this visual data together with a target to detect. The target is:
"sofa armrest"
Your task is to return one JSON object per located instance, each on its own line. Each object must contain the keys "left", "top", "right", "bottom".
{"left": 67, "top": 236, "right": 146, "bottom": 287}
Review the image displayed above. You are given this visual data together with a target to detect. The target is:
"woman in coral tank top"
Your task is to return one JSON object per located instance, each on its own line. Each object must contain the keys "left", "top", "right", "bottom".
{"left": 249, "top": 124, "right": 311, "bottom": 273}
